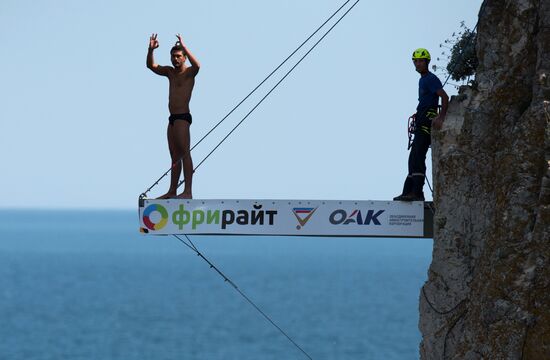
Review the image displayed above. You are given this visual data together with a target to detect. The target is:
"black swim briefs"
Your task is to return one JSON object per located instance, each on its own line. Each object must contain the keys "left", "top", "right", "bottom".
{"left": 169, "top": 113, "right": 192, "bottom": 126}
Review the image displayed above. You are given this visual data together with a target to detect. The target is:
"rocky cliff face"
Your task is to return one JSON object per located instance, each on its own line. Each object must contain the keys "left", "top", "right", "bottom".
{"left": 419, "top": 1, "right": 550, "bottom": 358}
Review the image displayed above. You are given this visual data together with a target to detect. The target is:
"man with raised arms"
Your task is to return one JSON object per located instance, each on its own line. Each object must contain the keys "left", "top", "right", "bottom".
{"left": 147, "top": 33, "right": 200, "bottom": 199}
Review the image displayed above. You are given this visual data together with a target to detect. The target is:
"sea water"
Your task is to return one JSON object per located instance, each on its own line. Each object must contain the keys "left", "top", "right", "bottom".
{"left": 0, "top": 210, "right": 432, "bottom": 360}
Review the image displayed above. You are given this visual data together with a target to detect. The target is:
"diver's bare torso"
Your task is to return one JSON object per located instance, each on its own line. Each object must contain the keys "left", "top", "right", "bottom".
{"left": 168, "top": 67, "right": 195, "bottom": 114}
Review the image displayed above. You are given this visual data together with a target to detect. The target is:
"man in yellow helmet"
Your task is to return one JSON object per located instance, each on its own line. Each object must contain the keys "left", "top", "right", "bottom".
{"left": 394, "top": 48, "right": 449, "bottom": 201}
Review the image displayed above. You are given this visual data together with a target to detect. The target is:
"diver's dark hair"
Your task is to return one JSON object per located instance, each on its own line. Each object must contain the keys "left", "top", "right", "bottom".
{"left": 171, "top": 42, "right": 185, "bottom": 55}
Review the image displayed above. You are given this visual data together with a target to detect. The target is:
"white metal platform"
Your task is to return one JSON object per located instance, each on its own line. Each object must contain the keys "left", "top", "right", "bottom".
{"left": 138, "top": 199, "right": 434, "bottom": 238}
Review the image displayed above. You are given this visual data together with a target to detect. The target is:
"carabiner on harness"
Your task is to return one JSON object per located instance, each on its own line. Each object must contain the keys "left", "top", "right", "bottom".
{"left": 407, "top": 113, "right": 416, "bottom": 150}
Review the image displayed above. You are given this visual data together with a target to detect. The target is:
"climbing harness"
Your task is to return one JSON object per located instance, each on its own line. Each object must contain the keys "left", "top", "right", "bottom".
{"left": 406, "top": 108, "right": 438, "bottom": 150}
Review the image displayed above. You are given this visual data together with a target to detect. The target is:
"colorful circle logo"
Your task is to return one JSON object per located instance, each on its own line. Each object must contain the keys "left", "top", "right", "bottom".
{"left": 143, "top": 204, "right": 169, "bottom": 230}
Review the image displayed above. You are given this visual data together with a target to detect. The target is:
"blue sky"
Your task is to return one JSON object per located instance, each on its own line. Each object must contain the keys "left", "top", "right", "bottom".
{"left": 1, "top": 0, "right": 482, "bottom": 209}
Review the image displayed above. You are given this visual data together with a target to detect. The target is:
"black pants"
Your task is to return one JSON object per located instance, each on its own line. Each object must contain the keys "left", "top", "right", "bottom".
{"left": 401, "top": 117, "right": 431, "bottom": 197}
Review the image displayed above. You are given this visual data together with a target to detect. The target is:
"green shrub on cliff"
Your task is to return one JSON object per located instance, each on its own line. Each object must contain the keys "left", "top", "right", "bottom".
{"left": 446, "top": 26, "right": 478, "bottom": 82}
{"left": 434, "top": 22, "right": 478, "bottom": 86}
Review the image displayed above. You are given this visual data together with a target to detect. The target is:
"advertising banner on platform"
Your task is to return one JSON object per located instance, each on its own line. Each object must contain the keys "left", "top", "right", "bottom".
{"left": 139, "top": 199, "right": 426, "bottom": 238}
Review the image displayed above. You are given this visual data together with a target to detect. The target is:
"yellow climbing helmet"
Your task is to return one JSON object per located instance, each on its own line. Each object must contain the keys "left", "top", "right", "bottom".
{"left": 412, "top": 48, "right": 431, "bottom": 61}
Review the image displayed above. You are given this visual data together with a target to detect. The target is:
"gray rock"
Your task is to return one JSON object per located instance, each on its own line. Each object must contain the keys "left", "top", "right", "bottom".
{"left": 419, "top": 1, "right": 550, "bottom": 359}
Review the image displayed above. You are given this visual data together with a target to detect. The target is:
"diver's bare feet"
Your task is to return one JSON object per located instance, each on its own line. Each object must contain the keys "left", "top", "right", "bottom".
{"left": 157, "top": 191, "right": 177, "bottom": 199}
{"left": 176, "top": 192, "right": 192, "bottom": 199}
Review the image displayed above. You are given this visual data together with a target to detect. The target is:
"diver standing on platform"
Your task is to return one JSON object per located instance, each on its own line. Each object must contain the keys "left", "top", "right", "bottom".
{"left": 394, "top": 48, "right": 449, "bottom": 202}
{"left": 147, "top": 33, "right": 200, "bottom": 199}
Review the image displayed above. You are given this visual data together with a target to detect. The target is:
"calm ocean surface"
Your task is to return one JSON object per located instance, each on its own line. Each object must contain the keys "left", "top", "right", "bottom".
{"left": 0, "top": 209, "right": 432, "bottom": 360}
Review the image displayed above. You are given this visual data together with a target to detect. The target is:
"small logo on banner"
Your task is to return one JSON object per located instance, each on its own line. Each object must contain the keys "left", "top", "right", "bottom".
{"left": 329, "top": 209, "right": 385, "bottom": 226}
{"left": 142, "top": 204, "right": 169, "bottom": 231}
{"left": 292, "top": 207, "right": 318, "bottom": 230}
